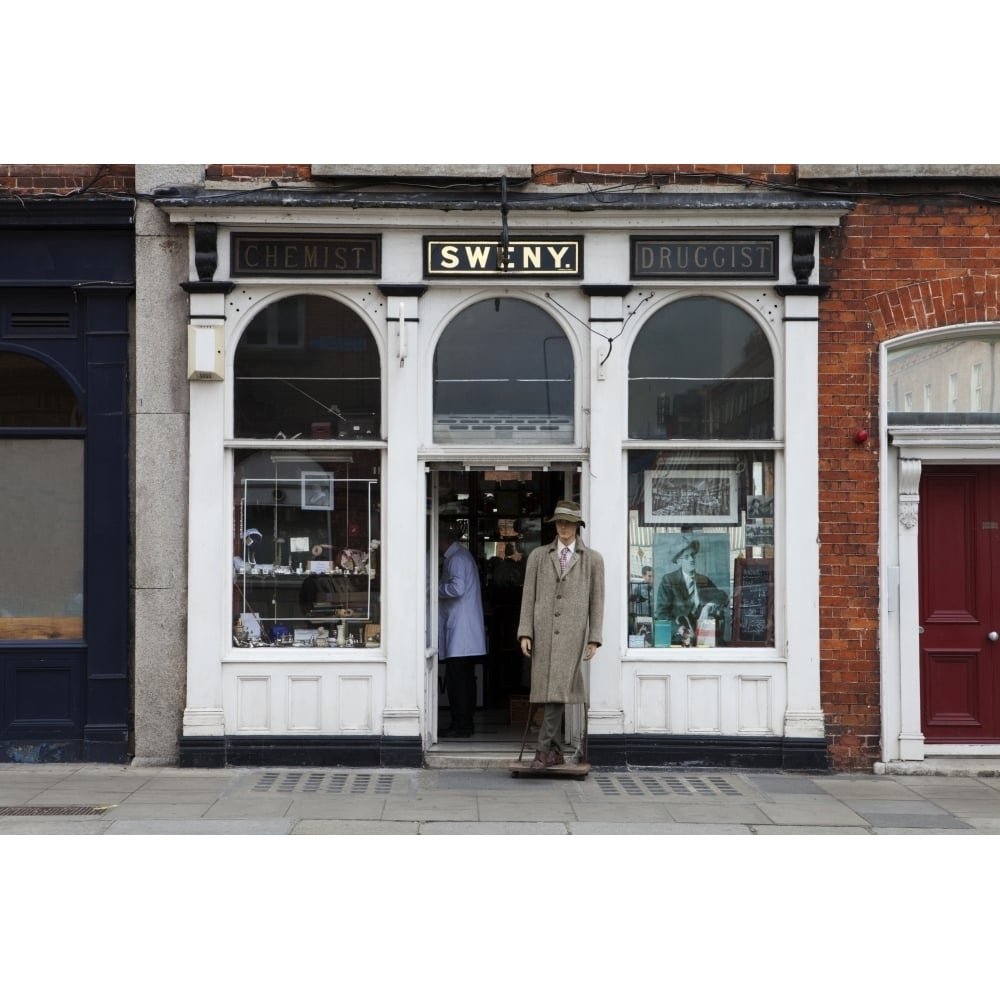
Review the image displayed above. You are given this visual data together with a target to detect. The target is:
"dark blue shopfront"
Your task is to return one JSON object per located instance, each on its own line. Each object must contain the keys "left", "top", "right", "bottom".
{"left": 0, "top": 200, "right": 133, "bottom": 762}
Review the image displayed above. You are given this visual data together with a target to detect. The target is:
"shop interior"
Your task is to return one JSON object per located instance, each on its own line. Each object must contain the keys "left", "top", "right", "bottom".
{"left": 435, "top": 469, "right": 577, "bottom": 744}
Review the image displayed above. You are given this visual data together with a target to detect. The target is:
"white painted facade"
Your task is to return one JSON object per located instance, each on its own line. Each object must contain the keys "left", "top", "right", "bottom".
{"left": 159, "top": 196, "right": 846, "bottom": 760}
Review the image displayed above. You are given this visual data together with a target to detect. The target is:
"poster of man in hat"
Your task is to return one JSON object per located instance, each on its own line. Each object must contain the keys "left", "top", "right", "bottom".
{"left": 653, "top": 532, "right": 730, "bottom": 646}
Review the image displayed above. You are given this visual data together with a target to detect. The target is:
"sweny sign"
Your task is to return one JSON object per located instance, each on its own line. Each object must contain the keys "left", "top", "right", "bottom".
{"left": 424, "top": 238, "right": 582, "bottom": 278}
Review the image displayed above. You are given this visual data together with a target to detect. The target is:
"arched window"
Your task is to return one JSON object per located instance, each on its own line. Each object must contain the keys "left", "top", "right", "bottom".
{"left": 433, "top": 298, "right": 573, "bottom": 444}
{"left": 888, "top": 334, "right": 1000, "bottom": 422}
{"left": 628, "top": 296, "right": 773, "bottom": 440}
{"left": 235, "top": 294, "right": 381, "bottom": 440}
{"left": 0, "top": 352, "right": 84, "bottom": 640}
{"left": 625, "top": 298, "right": 777, "bottom": 651}
{"left": 230, "top": 296, "right": 383, "bottom": 648}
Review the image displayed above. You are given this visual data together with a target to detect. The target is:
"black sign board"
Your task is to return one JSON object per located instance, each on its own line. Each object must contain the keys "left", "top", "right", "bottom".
{"left": 231, "top": 233, "right": 381, "bottom": 278}
{"left": 424, "top": 237, "right": 582, "bottom": 278}
{"left": 631, "top": 236, "right": 777, "bottom": 279}
{"left": 731, "top": 557, "right": 774, "bottom": 646}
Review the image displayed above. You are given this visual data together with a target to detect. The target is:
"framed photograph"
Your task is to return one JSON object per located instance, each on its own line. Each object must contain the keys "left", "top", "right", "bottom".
{"left": 644, "top": 468, "right": 739, "bottom": 526}
{"left": 747, "top": 494, "right": 774, "bottom": 519}
{"left": 651, "top": 531, "right": 732, "bottom": 646}
{"left": 301, "top": 472, "right": 334, "bottom": 511}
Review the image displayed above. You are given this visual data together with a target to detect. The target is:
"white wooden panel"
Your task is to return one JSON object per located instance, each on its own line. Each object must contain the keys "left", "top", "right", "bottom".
{"left": 339, "top": 675, "right": 374, "bottom": 731}
{"left": 635, "top": 674, "right": 670, "bottom": 732}
{"left": 288, "top": 675, "right": 322, "bottom": 731}
{"left": 738, "top": 675, "right": 772, "bottom": 734}
{"left": 687, "top": 675, "right": 721, "bottom": 733}
{"left": 236, "top": 675, "right": 270, "bottom": 731}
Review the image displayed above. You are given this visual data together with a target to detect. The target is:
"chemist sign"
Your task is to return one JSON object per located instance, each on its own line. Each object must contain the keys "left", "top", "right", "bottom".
{"left": 424, "top": 237, "right": 582, "bottom": 278}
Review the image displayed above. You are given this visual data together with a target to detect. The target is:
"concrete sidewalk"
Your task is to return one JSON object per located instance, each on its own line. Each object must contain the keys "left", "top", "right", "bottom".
{"left": 2, "top": 761, "right": 1000, "bottom": 834}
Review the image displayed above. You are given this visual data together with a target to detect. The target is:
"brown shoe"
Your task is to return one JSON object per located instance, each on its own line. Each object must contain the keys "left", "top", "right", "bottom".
{"left": 549, "top": 749, "right": 565, "bottom": 766}
{"left": 530, "top": 750, "right": 551, "bottom": 770}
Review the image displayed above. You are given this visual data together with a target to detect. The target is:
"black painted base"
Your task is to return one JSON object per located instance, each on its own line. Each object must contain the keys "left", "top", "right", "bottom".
{"left": 178, "top": 735, "right": 423, "bottom": 769}
{"left": 587, "top": 733, "right": 830, "bottom": 772}
{"left": 0, "top": 738, "right": 129, "bottom": 765}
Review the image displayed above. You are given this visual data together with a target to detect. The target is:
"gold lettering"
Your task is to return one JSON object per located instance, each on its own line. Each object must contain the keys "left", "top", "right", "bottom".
{"left": 465, "top": 245, "right": 492, "bottom": 268}
{"left": 439, "top": 245, "right": 460, "bottom": 269}
{"left": 522, "top": 245, "right": 541, "bottom": 268}
{"left": 548, "top": 245, "right": 570, "bottom": 269}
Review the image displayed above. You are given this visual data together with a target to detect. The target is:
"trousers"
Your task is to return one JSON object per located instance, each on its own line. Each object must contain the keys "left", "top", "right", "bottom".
{"left": 536, "top": 702, "right": 565, "bottom": 752}
{"left": 443, "top": 656, "right": 478, "bottom": 734}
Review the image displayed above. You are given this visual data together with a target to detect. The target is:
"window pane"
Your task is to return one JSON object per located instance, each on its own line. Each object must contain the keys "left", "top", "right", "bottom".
{"left": 232, "top": 449, "right": 381, "bottom": 648}
{"left": 433, "top": 298, "right": 573, "bottom": 444}
{"left": 234, "top": 295, "right": 381, "bottom": 440}
{"left": 888, "top": 337, "right": 1000, "bottom": 423}
{"left": 0, "top": 439, "right": 84, "bottom": 640}
{"left": 627, "top": 450, "right": 775, "bottom": 649}
{"left": 629, "top": 297, "right": 773, "bottom": 440}
{"left": 0, "top": 353, "right": 83, "bottom": 427}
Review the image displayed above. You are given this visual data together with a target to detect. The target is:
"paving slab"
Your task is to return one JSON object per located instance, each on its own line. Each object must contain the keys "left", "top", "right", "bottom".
{"left": 105, "top": 818, "right": 296, "bottom": 834}
{"left": 291, "top": 820, "right": 420, "bottom": 834}
{"left": 568, "top": 822, "right": 752, "bottom": 835}
{"left": 754, "top": 797, "right": 870, "bottom": 827}
{"left": 751, "top": 825, "right": 871, "bottom": 835}
{"left": 418, "top": 821, "right": 568, "bottom": 834}
{"left": 0, "top": 818, "right": 112, "bottom": 834}
{"left": 283, "top": 797, "right": 388, "bottom": 820}
{"left": 665, "top": 801, "right": 774, "bottom": 825}
{"left": 380, "top": 794, "right": 480, "bottom": 822}
{"left": 812, "top": 777, "right": 925, "bottom": 800}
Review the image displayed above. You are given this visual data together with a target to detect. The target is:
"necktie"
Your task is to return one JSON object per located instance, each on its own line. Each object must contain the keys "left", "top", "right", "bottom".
{"left": 560, "top": 547, "right": 570, "bottom": 573}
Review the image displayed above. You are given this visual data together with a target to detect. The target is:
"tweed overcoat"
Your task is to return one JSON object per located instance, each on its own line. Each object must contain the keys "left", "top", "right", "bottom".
{"left": 517, "top": 536, "right": 604, "bottom": 704}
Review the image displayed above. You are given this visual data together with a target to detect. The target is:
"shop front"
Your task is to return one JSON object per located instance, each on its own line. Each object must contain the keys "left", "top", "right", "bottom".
{"left": 0, "top": 199, "right": 133, "bottom": 763}
{"left": 156, "top": 181, "right": 850, "bottom": 768}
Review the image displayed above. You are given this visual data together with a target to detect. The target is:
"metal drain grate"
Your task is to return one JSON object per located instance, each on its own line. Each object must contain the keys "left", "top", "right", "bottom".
{"left": 251, "top": 771, "right": 396, "bottom": 795}
{"left": 0, "top": 805, "right": 112, "bottom": 816}
{"left": 593, "top": 774, "right": 743, "bottom": 798}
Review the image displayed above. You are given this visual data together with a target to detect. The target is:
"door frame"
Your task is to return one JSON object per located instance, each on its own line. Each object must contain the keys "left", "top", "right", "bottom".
{"left": 883, "top": 430, "right": 1000, "bottom": 761}
{"left": 424, "top": 461, "right": 583, "bottom": 749}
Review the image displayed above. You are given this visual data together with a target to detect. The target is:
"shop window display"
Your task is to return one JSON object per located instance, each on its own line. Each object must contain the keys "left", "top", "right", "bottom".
{"left": 231, "top": 294, "right": 383, "bottom": 648}
{"left": 627, "top": 297, "right": 776, "bottom": 649}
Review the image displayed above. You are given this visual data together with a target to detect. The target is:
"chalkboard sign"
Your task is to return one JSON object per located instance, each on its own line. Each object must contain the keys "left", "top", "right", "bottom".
{"left": 731, "top": 557, "right": 773, "bottom": 646}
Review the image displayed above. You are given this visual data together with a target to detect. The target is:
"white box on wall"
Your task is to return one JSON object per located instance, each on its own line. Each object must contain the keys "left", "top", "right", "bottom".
{"left": 187, "top": 324, "right": 224, "bottom": 380}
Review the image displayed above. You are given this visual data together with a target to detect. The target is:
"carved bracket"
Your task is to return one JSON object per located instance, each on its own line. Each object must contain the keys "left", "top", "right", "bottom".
{"left": 194, "top": 223, "right": 218, "bottom": 282}
{"left": 791, "top": 227, "right": 816, "bottom": 285}
{"left": 898, "top": 458, "right": 922, "bottom": 528}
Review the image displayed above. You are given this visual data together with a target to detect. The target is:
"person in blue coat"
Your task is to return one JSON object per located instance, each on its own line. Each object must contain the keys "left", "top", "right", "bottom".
{"left": 438, "top": 522, "right": 486, "bottom": 737}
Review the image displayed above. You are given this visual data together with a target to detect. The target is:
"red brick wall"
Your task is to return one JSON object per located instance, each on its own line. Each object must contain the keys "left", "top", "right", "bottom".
{"left": 820, "top": 195, "right": 1000, "bottom": 769}
{"left": 0, "top": 164, "right": 134, "bottom": 195}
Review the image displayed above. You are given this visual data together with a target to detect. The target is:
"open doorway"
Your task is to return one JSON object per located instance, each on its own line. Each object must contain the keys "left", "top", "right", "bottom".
{"left": 431, "top": 466, "right": 579, "bottom": 747}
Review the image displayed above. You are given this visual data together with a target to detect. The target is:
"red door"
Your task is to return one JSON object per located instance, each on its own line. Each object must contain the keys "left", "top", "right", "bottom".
{"left": 919, "top": 465, "right": 1000, "bottom": 742}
